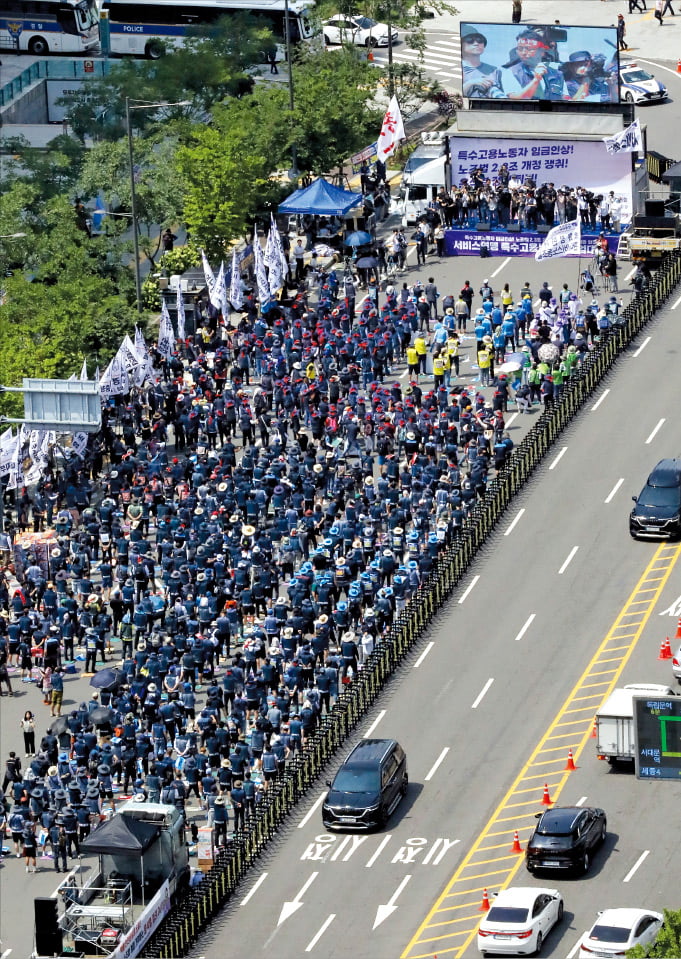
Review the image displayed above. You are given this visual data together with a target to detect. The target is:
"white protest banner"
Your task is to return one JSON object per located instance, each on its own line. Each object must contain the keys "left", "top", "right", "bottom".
{"left": 229, "top": 249, "right": 243, "bottom": 311}
{"left": 603, "top": 118, "right": 642, "bottom": 155}
{"left": 535, "top": 220, "right": 581, "bottom": 261}
{"left": 157, "top": 299, "right": 175, "bottom": 360}
{"left": 376, "top": 96, "right": 405, "bottom": 160}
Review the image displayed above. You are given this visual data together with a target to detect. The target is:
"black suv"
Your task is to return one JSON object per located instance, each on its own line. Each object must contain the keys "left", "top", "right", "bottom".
{"left": 525, "top": 806, "right": 607, "bottom": 874}
{"left": 322, "top": 739, "right": 408, "bottom": 831}
{"left": 630, "top": 459, "right": 681, "bottom": 539}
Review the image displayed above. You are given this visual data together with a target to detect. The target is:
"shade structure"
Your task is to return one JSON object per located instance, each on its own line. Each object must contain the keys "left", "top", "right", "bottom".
{"left": 278, "top": 178, "right": 363, "bottom": 217}
{"left": 80, "top": 814, "right": 160, "bottom": 855}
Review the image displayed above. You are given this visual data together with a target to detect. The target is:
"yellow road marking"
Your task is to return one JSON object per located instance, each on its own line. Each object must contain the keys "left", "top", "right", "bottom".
{"left": 401, "top": 543, "right": 681, "bottom": 959}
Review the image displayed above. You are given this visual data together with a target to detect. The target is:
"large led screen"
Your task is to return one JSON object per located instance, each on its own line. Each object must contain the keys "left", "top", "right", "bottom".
{"left": 460, "top": 22, "right": 620, "bottom": 103}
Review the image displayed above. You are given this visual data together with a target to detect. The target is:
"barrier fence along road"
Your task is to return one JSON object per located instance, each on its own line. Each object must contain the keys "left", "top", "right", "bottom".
{"left": 139, "top": 250, "right": 681, "bottom": 959}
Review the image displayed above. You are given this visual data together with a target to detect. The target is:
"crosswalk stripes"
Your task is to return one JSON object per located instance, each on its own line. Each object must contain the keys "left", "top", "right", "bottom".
{"left": 371, "top": 33, "right": 462, "bottom": 84}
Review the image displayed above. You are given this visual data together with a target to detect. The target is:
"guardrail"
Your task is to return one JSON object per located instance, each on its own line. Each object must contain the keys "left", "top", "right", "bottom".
{"left": 140, "top": 249, "right": 681, "bottom": 959}
{"left": 0, "top": 58, "right": 111, "bottom": 110}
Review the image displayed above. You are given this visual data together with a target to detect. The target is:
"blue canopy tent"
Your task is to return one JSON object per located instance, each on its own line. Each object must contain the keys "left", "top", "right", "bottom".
{"left": 278, "top": 177, "right": 363, "bottom": 217}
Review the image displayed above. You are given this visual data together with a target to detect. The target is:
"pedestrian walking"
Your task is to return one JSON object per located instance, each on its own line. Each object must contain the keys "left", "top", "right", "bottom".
{"left": 617, "top": 13, "right": 629, "bottom": 45}
{"left": 20, "top": 712, "right": 36, "bottom": 756}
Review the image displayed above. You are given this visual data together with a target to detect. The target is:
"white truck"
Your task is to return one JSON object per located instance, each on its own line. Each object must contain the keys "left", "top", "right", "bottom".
{"left": 397, "top": 134, "right": 447, "bottom": 227}
{"left": 595, "top": 683, "right": 676, "bottom": 763}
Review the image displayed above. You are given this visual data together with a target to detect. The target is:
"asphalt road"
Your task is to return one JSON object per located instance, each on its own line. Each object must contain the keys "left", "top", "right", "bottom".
{"left": 189, "top": 283, "right": 681, "bottom": 953}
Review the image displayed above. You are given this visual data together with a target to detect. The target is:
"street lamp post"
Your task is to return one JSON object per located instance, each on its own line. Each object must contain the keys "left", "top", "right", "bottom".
{"left": 125, "top": 98, "right": 191, "bottom": 313}
{"left": 283, "top": 0, "right": 298, "bottom": 181}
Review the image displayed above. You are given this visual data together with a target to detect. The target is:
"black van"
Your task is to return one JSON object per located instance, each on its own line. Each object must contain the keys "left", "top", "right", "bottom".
{"left": 322, "top": 739, "right": 408, "bottom": 831}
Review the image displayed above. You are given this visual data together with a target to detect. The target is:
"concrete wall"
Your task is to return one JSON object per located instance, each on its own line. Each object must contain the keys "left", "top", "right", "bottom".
{"left": 1, "top": 80, "right": 48, "bottom": 124}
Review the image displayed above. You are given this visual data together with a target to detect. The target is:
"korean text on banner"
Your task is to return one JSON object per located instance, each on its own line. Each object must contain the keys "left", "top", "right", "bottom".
{"left": 535, "top": 220, "right": 581, "bottom": 261}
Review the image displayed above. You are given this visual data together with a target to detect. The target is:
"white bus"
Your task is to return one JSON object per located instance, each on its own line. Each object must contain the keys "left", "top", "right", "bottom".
{"left": 0, "top": 0, "right": 98, "bottom": 54}
{"left": 100, "top": 0, "right": 317, "bottom": 60}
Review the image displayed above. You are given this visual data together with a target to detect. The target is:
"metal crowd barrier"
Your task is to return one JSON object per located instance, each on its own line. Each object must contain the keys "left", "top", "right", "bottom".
{"left": 140, "top": 249, "right": 681, "bottom": 959}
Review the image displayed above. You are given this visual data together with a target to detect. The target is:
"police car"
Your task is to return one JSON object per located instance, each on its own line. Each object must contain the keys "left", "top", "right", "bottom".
{"left": 619, "top": 64, "right": 667, "bottom": 103}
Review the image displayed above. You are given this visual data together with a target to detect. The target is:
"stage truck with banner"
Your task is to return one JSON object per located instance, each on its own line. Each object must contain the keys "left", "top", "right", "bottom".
{"left": 460, "top": 21, "right": 619, "bottom": 103}
{"left": 441, "top": 108, "right": 639, "bottom": 258}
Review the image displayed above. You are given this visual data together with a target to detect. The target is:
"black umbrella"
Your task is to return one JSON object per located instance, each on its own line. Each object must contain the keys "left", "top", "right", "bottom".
{"left": 355, "top": 256, "right": 378, "bottom": 269}
{"left": 49, "top": 716, "right": 69, "bottom": 736}
{"left": 90, "top": 706, "right": 114, "bottom": 726}
{"left": 89, "top": 668, "right": 123, "bottom": 691}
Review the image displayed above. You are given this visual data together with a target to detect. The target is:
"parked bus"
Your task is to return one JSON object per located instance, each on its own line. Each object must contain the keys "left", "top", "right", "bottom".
{"left": 0, "top": 0, "right": 98, "bottom": 54}
{"left": 100, "top": 0, "right": 317, "bottom": 60}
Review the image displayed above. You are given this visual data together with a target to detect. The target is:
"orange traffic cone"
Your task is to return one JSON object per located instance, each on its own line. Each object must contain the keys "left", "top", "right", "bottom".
{"left": 479, "top": 888, "right": 491, "bottom": 911}
{"left": 565, "top": 749, "right": 577, "bottom": 771}
{"left": 675, "top": 618, "right": 681, "bottom": 640}
{"left": 659, "top": 638, "right": 672, "bottom": 660}
{"left": 367, "top": 48, "right": 374, "bottom": 62}
{"left": 510, "top": 830, "right": 522, "bottom": 853}
{"left": 541, "top": 783, "right": 552, "bottom": 805}
{"left": 677, "top": 59, "right": 681, "bottom": 74}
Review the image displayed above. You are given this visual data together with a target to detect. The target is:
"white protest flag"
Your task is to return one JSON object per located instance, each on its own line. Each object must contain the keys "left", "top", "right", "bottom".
{"left": 603, "top": 118, "right": 642, "bottom": 156}
{"left": 229, "top": 249, "right": 243, "bottom": 311}
{"left": 98, "top": 359, "right": 114, "bottom": 399}
{"left": 252, "top": 236, "right": 270, "bottom": 307}
{"left": 94, "top": 365, "right": 100, "bottom": 382}
{"left": 263, "top": 223, "right": 276, "bottom": 268}
{"left": 213, "top": 262, "right": 229, "bottom": 317}
{"left": 0, "top": 429, "right": 17, "bottom": 481}
{"left": 201, "top": 249, "right": 217, "bottom": 299}
{"left": 80, "top": 358, "right": 88, "bottom": 381}
{"left": 534, "top": 219, "right": 581, "bottom": 261}
{"left": 72, "top": 432, "right": 89, "bottom": 458}
{"left": 157, "top": 298, "right": 176, "bottom": 360}
{"left": 176, "top": 283, "right": 186, "bottom": 342}
{"left": 266, "top": 214, "right": 287, "bottom": 297}
{"left": 111, "top": 348, "right": 130, "bottom": 395}
{"left": 134, "top": 326, "right": 155, "bottom": 386}
{"left": 376, "top": 95, "right": 405, "bottom": 161}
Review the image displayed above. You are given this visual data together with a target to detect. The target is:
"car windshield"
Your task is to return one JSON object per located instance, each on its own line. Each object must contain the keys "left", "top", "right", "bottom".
{"left": 487, "top": 906, "right": 529, "bottom": 923}
{"left": 355, "top": 16, "right": 377, "bottom": 28}
{"left": 624, "top": 70, "right": 652, "bottom": 82}
{"left": 589, "top": 924, "right": 630, "bottom": 944}
{"left": 638, "top": 485, "right": 680, "bottom": 508}
{"left": 332, "top": 767, "right": 380, "bottom": 792}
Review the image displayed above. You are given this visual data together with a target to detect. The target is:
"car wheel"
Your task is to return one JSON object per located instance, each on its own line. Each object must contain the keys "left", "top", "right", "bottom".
{"left": 145, "top": 40, "right": 164, "bottom": 59}
{"left": 366, "top": 36, "right": 379, "bottom": 47}
{"left": 557, "top": 901, "right": 564, "bottom": 923}
{"left": 401, "top": 772, "right": 408, "bottom": 796}
{"left": 582, "top": 852, "right": 590, "bottom": 873}
{"left": 28, "top": 36, "right": 49, "bottom": 55}
{"left": 625, "top": 92, "right": 634, "bottom": 102}
{"left": 600, "top": 821, "right": 607, "bottom": 843}
{"left": 534, "top": 931, "right": 543, "bottom": 956}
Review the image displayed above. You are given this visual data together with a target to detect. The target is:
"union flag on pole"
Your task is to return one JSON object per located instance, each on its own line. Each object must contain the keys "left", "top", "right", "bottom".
{"left": 376, "top": 95, "right": 405, "bottom": 160}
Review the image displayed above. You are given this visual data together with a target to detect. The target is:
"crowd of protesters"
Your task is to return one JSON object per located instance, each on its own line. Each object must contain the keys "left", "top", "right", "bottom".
{"left": 0, "top": 243, "right": 647, "bottom": 875}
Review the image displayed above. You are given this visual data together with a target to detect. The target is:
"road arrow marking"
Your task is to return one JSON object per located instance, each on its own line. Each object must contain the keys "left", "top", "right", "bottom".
{"left": 278, "top": 872, "right": 318, "bottom": 925}
{"left": 373, "top": 875, "right": 412, "bottom": 929}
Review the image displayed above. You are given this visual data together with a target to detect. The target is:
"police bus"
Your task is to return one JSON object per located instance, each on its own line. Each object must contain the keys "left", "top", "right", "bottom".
{"left": 100, "top": 0, "right": 318, "bottom": 60}
{"left": 0, "top": 0, "right": 99, "bottom": 54}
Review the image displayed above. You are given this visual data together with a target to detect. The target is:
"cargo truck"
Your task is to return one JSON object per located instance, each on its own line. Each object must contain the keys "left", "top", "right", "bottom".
{"left": 595, "top": 683, "right": 676, "bottom": 763}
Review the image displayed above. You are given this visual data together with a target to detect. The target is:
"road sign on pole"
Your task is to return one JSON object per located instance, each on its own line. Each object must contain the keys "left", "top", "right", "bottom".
{"left": 20, "top": 378, "right": 101, "bottom": 433}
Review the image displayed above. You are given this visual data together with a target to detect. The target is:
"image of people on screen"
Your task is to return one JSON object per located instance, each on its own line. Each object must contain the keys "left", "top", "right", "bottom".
{"left": 461, "top": 24, "right": 505, "bottom": 99}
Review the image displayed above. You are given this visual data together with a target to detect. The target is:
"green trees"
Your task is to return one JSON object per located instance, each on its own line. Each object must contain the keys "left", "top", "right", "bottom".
{"left": 627, "top": 909, "right": 681, "bottom": 957}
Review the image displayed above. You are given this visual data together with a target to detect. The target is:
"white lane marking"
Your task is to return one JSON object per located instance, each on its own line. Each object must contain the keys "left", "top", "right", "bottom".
{"left": 278, "top": 872, "right": 318, "bottom": 925}
{"left": 567, "top": 937, "right": 585, "bottom": 959}
{"left": 2, "top": 950, "right": 13, "bottom": 959}
{"left": 472, "top": 678, "right": 494, "bottom": 709}
{"left": 425, "top": 747, "right": 450, "bottom": 781}
{"left": 646, "top": 418, "right": 665, "bottom": 444}
{"left": 364, "top": 709, "right": 386, "bottom": 739}
{"left": 366, "top": 834, "right": 392, "bottom": 868}
{"left": 634, "top": 335, "right": 651, "bottom": 355}
{"left": 514, "top": 613, "right": 536, "bottom": 643}
{"left": 330, "top": 836, "right": 352, "bottom": 861}
{"left": 623, "top": 850, "right": 650, "bottom": 883}
{"left": 549, "top": 446, "right": 567, "bottom": 470}
{"left": 373, "top": 876, "right": 412, "bottom": 930}
{"left": 605, "top": 478, "right": 624, "bottom": 504}
{"left": 505, "top": 412, "right": 518, "bottom": 428}
{"left": 673, "top": 294, "right": 681, "bottom": 310}
{"left": 400, "top": 368, "right": 409, "bottom": 379}
{"left": 575, "top": 796, "right": 587, "bottom": 807}
{"left": 458, "top": 575, "right": 479, "bottom": 604}
{"left": 413, "top": 642, "right": 434, "bottom": 668}
{"left": 591, "top": 389, "right": 610, "bottom": 411}
{"left": 305, "top": 914, "right": 336, "bottom": 952}
{"left": 504, "top": 508, "right": 525, "bottom": 537}
{"left": 558, "top": 546, "right": 579, "bottom": 575}
{"left": 624, "top": 265, "right": 637, "bottom": 281}
{"left": 636, "top": 55, "right": 681, "bottom": 78}
{"left": 240, "top": 872, "right": 268, "bottom": 905}
{"left": 298, "top": 794, "right": 325, "bottom": 829}
{"left": 491, "top": 256, "right": 511, "bottom": 278}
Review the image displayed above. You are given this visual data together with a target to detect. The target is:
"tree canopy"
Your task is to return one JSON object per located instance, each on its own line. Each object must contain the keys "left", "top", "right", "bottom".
{"left": 627, "top": 909, "right": 681, "bottom": 957}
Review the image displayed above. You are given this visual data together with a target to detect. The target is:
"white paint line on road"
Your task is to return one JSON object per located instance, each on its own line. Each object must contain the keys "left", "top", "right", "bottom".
{"left": 646, "top": 418, "right": 665, "bottom": 445}
{"left": 240, "top": 872, "right": 268, "bottom": 905}
{"left": 298, "top": 793, "right": 325, "bottom": 829}
{"left": 634, "top": 335, "right": 652, "bottom": 355}
{"left": 575, "top": 796, "right": 587, "bottom": 807}
{"left": 329, "top": 836, "right": 352, "bottom": 861}
{"left": 279, "top": 873, "right": 318, "bottom": 925}
{"left": 425, "top": 747, "right": 450, "bottom": 781}
{"left": 413, "top": 642, "right": 434, "bottom": 668}
{"left": 514, "top": 613, "right": 536, "bottom": 643}
{"left": 305, "top": 914, "right": 336, "bottom": 952}
{"left": 624, "top": 265, "right": 637, "bottom": 281}
{"left": 364, "top": 709, "right": 386, "bottom": 739}
{"left": 673, "top": 294, "right": 681, "bottom": 310}
{"left": 491, "top": 256, "right": 511, "bottom": 278}
{"left": 505, "top": 411, "right": 518, "bottom": 428}
{"left": 400, "top": 368, "right": 409, "bottom": 379}
{"left": 472, "top": 678, "right": 494, "bottom": 709}
{"left": 504, "top": 508, "right": 525, "bottom": 537}
{"left": 591, "top": 389, "right": 610, "bottom": 411}
{"left": 636, "top": 56, "right": 681, "bottom": 79}
{"left": 366, "top": 834, "right": 392, "bottom": 868}
{"left": 605, "top": 478, "right": 624, "bottom": 504}
{"left": 2, "top": 950, "right": 13, "bottom": 959}
{"left": 567, "top": 936, "right": 585, "bottom": 959}
{"left": 623, "top": 850, "right": 650, "bottom": 883}
{"left": 458, "top": 575, "right": 479, "bottom": 604}
{"left": 549, "top": 446, "right": 567, "bottom": 470}
{"left": 373, "top": 876, "right": 412, "bottom": 930}
{"left": 558, "top": 546, "right": 579, "bottom": 575}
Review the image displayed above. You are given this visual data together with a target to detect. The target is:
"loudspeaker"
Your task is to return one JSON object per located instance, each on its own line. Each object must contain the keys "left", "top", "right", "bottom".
{"left": 632, "top": 215, "right": 669, "bottom": 230}
{"left": 536, "top": 224, "right": 552, "bottom": 234}
{"left": 506, "top": 223, "right": 521, "bottom": 233}
{"left": 476, "top": 222, "right": 491, "bottom": 232}
{"left": 35, "top": 898, "right": 63, "bottom": 957}
{"left": 645, "top": 200, "right": 665, "bottom": 218}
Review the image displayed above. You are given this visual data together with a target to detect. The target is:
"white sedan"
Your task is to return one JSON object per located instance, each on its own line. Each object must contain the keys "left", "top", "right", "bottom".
{"left": 619, "top": 65, "right": 667, "bottom": 103}
{"left": 579, "top": 908, "right": 663, "bottom": 958}
{"left": 322, "top": 14, "right": 398, "bottom": 47}
{"left": 477, "top": 887, "right": 563, "bottom": 956}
